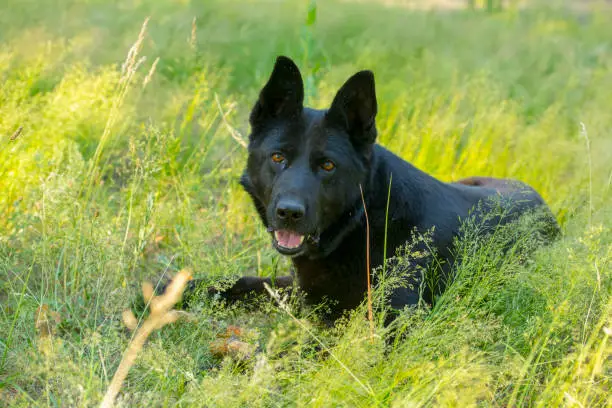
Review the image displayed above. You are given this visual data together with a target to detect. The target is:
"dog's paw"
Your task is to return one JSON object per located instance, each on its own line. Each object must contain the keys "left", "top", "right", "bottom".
{"left": 207, "top": 276, "right": 269, "bottom": 302}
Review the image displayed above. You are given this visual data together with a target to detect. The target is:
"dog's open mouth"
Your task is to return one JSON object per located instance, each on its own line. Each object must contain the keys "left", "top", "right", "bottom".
{"left": 273, "top": 230, "right": 306, "bottom": 255}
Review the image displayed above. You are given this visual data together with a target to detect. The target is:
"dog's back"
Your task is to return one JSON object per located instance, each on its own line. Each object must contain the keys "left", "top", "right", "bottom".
{"left": 451, "top": 176, "right": 560, "bottom": 240}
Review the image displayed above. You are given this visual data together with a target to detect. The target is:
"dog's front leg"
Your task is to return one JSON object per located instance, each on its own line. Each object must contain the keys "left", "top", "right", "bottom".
{"left": 167, "top": 275, "right": 294, "bottom": 307}
{"left": 207, "top": 275, "right": 295, "bottom": 301}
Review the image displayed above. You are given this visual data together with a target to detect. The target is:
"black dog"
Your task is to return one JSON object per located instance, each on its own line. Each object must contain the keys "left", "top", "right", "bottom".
{"left": 195, "top": 56, "right": 558, "bottom": 320}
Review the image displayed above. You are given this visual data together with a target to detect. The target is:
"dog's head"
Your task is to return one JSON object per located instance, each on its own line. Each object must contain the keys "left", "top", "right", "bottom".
{"left": 240, "top": 56, "right": 379, "bottom": 258}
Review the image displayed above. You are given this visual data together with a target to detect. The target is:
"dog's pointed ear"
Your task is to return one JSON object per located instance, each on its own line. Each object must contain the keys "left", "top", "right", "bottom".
{"left": 250, "top": 56, "right": 304, "bottom": 126}
{"left": 326, "top": 70, "right": 378, "bottom": 145}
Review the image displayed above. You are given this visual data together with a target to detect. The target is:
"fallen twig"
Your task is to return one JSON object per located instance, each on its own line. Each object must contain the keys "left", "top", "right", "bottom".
{"left": 100, "top": 269, "right": 193, "bottom": 408}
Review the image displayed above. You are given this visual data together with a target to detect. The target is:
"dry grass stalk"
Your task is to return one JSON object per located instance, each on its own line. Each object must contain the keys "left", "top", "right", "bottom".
{"left": 214, "top": 93, "right": 248, "bottom": 148}
{"left": 359, "top": 185, "right": 375, "bottom": 344}
{"left": 100, "top": 269, "right": 193, "bottom": 408}
{"left": 189, "top": 17, "right": 197, "bottom": 49}
{"left": 142, "top": 57, "right": 160, "bottom": 89}
{"left": 121, "top": 17, "right": 150, "bottom": 77}
{"left": 82, "top": 16, "right": 151, "bottom": 207}
{"left": 580, "top": 122, "right": 592, "bottom": 228}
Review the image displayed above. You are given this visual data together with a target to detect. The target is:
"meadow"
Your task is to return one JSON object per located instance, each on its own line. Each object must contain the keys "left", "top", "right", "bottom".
{"left": 0, "top": 0, "right": 610, "bottom": 406}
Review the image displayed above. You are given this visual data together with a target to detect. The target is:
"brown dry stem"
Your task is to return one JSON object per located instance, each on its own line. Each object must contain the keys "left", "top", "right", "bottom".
{"left": 100, "top": 269, "right": 193, "bottom": 408}
{"left": 359, "top": 185, "right": 375, "bottom": 344}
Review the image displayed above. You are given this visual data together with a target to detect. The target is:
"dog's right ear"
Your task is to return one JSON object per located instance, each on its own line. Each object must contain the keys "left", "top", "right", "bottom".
{"left": 249, "top": 56, "right": 304, "bottom": 126}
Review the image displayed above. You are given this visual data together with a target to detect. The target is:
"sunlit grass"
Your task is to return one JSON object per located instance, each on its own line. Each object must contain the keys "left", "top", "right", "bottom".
{"left": 0, "top": 0, "right": 610, "bottom": 406}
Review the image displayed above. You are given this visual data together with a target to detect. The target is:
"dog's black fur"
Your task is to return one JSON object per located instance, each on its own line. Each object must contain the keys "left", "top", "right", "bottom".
{"left": 197, "top": 56, "right": 558, "bottom": 320}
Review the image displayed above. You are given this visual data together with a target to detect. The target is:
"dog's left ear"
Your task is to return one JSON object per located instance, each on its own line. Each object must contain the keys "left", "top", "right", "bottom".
{"left": 326, "top": 70, "right": 378, "bottom": 145}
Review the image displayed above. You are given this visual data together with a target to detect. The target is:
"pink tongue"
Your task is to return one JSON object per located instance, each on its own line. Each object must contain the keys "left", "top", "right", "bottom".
{"left": 276, "top": 230, "right": 304, "bottom": 249}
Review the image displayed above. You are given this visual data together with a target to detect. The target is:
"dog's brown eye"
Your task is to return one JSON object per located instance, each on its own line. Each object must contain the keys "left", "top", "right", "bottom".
{"left": 271, "top": 152, "right": 285, "bottom": 164}
{"left": 321, "top": 160, "right": 336, "bottom": 172}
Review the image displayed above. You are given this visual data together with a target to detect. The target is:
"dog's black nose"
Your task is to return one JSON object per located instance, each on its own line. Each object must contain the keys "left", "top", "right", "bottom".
{"left": 276, "top": 198, "right": 305, "bottom": 221}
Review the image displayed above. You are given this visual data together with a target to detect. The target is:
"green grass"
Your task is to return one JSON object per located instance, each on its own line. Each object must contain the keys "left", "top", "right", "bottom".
{"left": 0, "top": 0, "right": 610, "bottom": 406}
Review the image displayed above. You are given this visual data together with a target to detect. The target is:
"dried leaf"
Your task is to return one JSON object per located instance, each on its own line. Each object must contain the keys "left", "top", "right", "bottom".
{"left": 209, "top": 325, "right": 256, "bottom": 360}
{"left": 219, "top": 325, "right": 243, "bottom": 338}
{"left": 210, "top": 338, "right": 256, "bottom": 360}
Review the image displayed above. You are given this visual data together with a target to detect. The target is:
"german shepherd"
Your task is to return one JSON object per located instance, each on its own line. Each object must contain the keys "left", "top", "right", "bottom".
{"left": 193, "top": 56, "right": 559, "bottom": 320}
